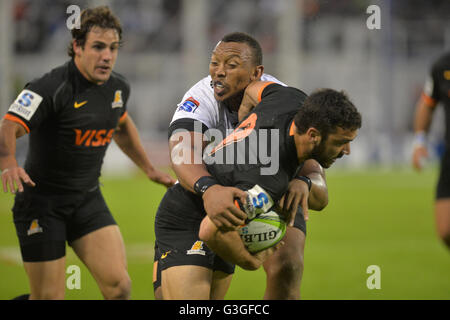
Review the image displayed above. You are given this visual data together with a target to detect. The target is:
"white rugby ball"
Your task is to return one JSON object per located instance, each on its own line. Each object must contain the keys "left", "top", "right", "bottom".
{"left": 238, "top": 210, "right": 286, "bottom": 253}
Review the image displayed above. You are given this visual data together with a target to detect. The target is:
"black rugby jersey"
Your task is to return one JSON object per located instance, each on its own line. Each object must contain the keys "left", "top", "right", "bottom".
{"left": 6, "top": 59, "right": 129, "bottom": 191}
{"left": 205, "top": 83, "right": 307, "bottom": 203}
{"left": 423, "top": 52, "right": 450, "bottom": 146}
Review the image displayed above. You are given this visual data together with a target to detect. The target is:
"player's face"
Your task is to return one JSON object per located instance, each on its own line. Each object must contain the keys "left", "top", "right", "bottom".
{"left": 74, "top": 27, "right": 120, "bottom": 85}
{"left": 311, "top": 127, "right": 358, "bottom": 168}
{"left": 209, "top": 41, "right": 260, "bottom": 102}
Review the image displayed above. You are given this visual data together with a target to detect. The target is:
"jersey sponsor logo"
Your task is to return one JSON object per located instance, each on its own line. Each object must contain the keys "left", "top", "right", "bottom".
{"left": 187, "top": 240, "right": 206, "bottom": 256}
{"left": 177, "top": 97, "right": 200, "bottom": 113}
{"left": 27, "top": 219, "right": 43, "bottom": 236}
{"left": 74, "top": 129, "right": 115, "bottom": 147}
{"left": 8, "top": 89, "right": 43, "bottom": 121}
{"left": 74, "top": 100, "right": 88, "bottom": 109}
{"left": 112, "top": 90, "right": 123, "bottom": 108}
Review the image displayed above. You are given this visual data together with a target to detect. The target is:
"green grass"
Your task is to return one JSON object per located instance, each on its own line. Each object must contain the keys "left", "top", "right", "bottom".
{"left": 0, "top": 168, "right": 449, "bottom": 300}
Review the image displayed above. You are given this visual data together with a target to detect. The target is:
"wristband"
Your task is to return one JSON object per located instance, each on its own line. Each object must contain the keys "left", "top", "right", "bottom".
{"left": 295, "top": 176, "right": 312, "bottom": 191}
{"left": 413, "top": 131, "right": 426, "bottom": 147}
{"left": 193, "top": 176, "right": 219, "bottom": 196}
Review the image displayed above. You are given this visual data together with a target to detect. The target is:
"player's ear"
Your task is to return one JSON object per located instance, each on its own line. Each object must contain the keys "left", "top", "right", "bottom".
{"left": 306, "top": 127, "right": 322, "bottom": 146}
{"left": 72, "top": 40, "right": 82, "bottom": 56}
{"left": 252, "top": 65, "right": 264, "bottom": 81}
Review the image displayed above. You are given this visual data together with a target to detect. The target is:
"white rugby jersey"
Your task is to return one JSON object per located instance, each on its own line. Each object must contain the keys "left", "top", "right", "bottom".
{"left": 170, "top": 74, "right": 286, "bottom": 133}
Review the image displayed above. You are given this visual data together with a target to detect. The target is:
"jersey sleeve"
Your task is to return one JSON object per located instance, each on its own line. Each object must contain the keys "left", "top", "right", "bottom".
{"left": 169, "top": 77, "right": 219, "bottom": 132}
{"left": 422, "top": 61, "right": 441, "bottom": 107}
{"left": 5, "top": 75, "right": 57, "bottom": 133}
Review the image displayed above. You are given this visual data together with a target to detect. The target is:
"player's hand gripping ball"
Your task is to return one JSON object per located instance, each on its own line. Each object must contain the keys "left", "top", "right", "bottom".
{"left": 238, "top": 210, "right": 286, "bottom": 253}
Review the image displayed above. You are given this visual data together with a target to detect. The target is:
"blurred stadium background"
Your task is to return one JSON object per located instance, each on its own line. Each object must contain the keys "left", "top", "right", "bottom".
{"left": 0, "top": 0, "right": 449, "bottom": 300}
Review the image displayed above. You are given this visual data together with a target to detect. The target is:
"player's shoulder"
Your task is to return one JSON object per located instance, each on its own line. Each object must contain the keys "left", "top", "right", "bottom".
{"left": 262, "top": 82, "right": 307, "bottom": 102}
{"left": 261, "top": 73, "right": 287, "bottom": 86}
{"left": 431, "top": 51, "right": 450, "bottom": 72}
{"left": 109, "top": 70, "right": 131, "bottom": 92}
{"left": 178, "top": 75, "right": 217, "bottom": 111}
{"left": 25, "top": 60, "right": 71, "bottom": 96}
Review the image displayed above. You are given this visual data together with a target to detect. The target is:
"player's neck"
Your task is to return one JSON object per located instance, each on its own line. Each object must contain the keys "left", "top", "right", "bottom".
{"left": 293, "top": 133, "right": 313, "bottom": 164}
{"left": 223, "top": 91, "right": 245, "bottom": 112}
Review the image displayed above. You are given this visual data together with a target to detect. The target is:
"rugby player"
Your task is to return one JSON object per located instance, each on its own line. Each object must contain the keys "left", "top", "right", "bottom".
{"left": 412, "top": 51, "right": 450, "bottom": 249}
{"left": 154, "top": 32, "right": 329, "bottom": 300}
{"left": 0, "top": 6, "right": 175, "bottom": 300}
{"left": 155, "top": 81, "right": 361, "bottom": 299}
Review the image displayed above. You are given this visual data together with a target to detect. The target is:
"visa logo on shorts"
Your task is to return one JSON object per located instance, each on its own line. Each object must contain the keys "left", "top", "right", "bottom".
{"left": 178, "top": 97, "right": 199, "bottom": 113}
{"left": 187, "top": 240, "right": 206, "bottom": 256}
{"left": 74, "top": 129, "right": 115, "bottom": 147}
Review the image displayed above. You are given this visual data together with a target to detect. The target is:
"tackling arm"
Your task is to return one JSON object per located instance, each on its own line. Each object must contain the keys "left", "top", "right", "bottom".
{"left": 169, "top": 129, "right": 248, "bottom": 230}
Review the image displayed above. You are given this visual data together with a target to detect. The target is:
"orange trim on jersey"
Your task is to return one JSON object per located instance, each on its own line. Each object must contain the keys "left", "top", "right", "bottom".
{"left": 257, "top": 81, "right": 276, "bottom": 102}
{"left": 289, "top": 121, "right": 296, "bottom": 136}
{"left": 119, "top": 111, "right": 128, "bottom": 123}
{"left": 3, "top": 114, "right": 30, "bottom": 133}
{"left": 421, "top": 92, "right": 437, "bottom": 108}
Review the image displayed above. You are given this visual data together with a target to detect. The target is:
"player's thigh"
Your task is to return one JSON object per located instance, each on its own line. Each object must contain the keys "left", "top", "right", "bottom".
{"left": 24, "top": 257, "right": 67, "bottom": 300}
{"left": 70, "top": 225, "right": 128, "bottom": 287}
{"left": 162, "top": 265, "right": 213, "bottom": 300}
{"left": 435, "top": 198, "right": 450, "bottom": 236}
{"left": 210, "top": 271, "right": 233, "bottom": 300}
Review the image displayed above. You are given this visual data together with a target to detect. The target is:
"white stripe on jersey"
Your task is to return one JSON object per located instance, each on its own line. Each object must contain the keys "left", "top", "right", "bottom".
{"left": 171, "top": 74, "right": 286, "bottom": 130}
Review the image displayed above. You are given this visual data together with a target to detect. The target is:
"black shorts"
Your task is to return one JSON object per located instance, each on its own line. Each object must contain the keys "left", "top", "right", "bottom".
{"left": 153, "top": 185, "right": 235, "bottom": 291}
{"left": 437, "top": 148, "right": 450, "bottom": 199}
{"left": 12, "top": 185, "right": 116, "bottom": 262}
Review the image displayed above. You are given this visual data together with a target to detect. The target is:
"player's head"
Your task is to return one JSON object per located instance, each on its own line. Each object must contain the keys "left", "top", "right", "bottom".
{"left": 68, "top": 6, "right": 122, "bottom": 85}
{"left": 209, "top": 32, "right": 264, "bottom": 104}
{"left": 293, "top": 89, "right": 362, "bottom": 168}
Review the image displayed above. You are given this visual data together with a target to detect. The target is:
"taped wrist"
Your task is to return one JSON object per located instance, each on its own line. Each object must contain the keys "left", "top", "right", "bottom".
{"left": 295, "top": 175, "right": 312, "bottom": 191}
{"left": 194, "top": 176, "right": 219, "bottom": 196}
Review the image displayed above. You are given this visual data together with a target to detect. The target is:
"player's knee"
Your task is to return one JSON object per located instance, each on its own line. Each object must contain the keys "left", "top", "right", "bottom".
{"left": 103, "top": 275, "right": 132, "bottom": 300}
{"left": 265, "top": 252, "right": 304, "bottom": 280}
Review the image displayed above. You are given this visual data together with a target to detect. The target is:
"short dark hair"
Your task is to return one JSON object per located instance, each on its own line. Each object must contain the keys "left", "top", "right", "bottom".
{"left": 294, "top": 89, "right": 362, "bottom": 139}
{"left": 67, "top": 6, "right": 122, "bottom": 58}
{"left": 221, "top": 32, "right": 263, "bottom": 66}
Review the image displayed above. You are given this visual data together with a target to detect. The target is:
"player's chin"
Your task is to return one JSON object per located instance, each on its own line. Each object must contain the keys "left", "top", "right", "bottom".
{"left": 93, "top": 71, "right": 111, "bottom": 83}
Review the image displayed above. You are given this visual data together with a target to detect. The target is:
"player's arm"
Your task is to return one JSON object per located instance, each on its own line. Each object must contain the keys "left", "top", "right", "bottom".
{"left": 412, "top": 93, "right": 436, "bottom": 171}
{"left": 169, "top": 128, "right": 248, "bottom": 230}
{"left": 0, "top": 118, "right": 35, "bottom": 193}
{"left": 237, "top": 81, "right": 274, "bottom": 122}
{"left": 279, "top": 160, "right": 328, "bottom": 226}
{"left": 199, "top": 216, "right": 281, "bottom": 270}
{"left": 114, "top": 114, "right": 175, "bottom": 187}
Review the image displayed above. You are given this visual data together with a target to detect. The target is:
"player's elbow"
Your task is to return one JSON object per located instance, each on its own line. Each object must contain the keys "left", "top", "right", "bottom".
{"left": 308, "top": 193, "right": 328, "bottom": 211}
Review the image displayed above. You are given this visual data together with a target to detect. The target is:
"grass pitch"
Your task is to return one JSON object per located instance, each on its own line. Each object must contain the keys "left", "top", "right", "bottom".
{"left": 0, "top": 167, "right": 449, "bottom": 300}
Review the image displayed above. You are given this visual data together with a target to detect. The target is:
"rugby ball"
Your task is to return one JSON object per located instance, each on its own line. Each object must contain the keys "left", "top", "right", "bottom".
{"left": 238, "top": 210, "right": 286, "bottom": 253}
